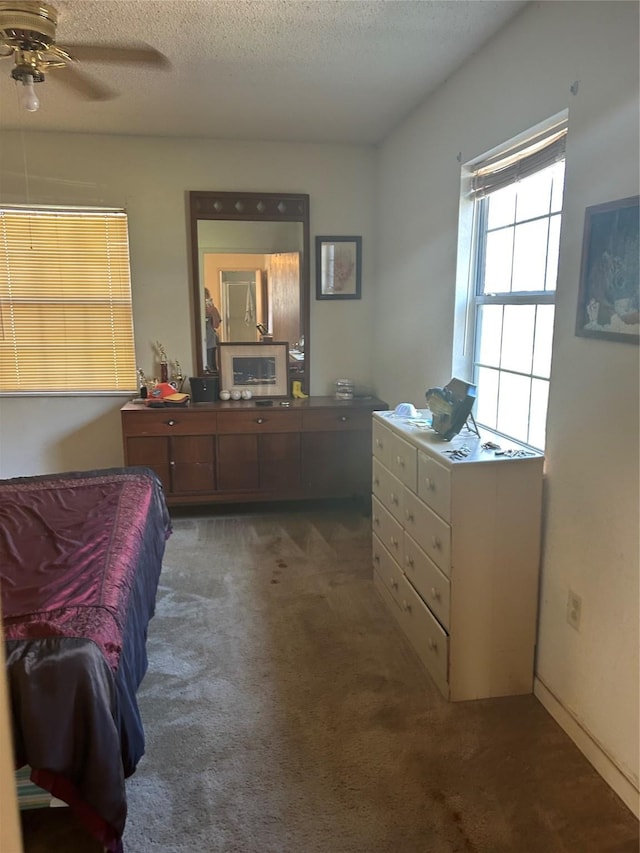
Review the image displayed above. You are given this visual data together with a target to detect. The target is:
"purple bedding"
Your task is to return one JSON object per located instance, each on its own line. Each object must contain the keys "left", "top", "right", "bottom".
{"left": 0, "top": 467, "right": 171, "bottom": 852}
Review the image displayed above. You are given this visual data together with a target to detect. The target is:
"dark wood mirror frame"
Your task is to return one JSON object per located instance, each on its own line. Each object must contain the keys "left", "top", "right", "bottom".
{"left": 188, "top": 190, "right": 310, "bottom": 393}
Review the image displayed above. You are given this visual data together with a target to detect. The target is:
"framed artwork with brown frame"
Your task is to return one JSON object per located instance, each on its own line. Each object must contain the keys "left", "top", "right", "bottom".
{"left": 315, "top": 236, "right": 362, "bottom": 300}
{"left": 218, "top": 342, "right": 290, "bottom": 398}
{"left": 575, "top": 195, "right": 639, "bottom": 344}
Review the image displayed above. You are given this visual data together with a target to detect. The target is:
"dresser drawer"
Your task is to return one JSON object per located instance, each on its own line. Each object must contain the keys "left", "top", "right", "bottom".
{"left": 418, "top": 451, "right": 451, "bottom": 522}
{"left": 372, "top": 458, "right": 404, "bottom": 523}
{"left": 122, "top": 410, "right": 217, "bottom": 436}
{"left": 372, "top": 497, "right": 403, "bottom": 565}
{"left": 396, "top": 572, "right": 449, "bottom": 697}
{"left": 217, "top": 409, "right": 302, "bottom": 434}
{"left": 372, "top": 419, "right": 393, "bottom": 469}
{"left": 403, "top": 533, "right": 451, "bottom": 631}
{"left": 403, "top": 488, "right": 451, "bottom": 577}
{"left": 302, "top": 408, "right": 371, "bottom": 431}
{"left": 388, "top": 432, "right": 417, "bottom": 492}
{"left": 372, "top": 532, "right": 404, "bottom": 597}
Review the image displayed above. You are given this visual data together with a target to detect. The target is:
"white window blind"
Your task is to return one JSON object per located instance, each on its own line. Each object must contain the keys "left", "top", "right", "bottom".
{"left": 471, "top": 120, "right": 567, "bottom": 199}
{"left": 0, "top": 207, "right": 136, "bottom": 392}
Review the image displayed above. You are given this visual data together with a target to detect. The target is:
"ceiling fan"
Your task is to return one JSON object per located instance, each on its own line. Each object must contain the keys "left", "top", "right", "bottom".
{"left": 0, "top": 0, "right": 170, "bottom": 112}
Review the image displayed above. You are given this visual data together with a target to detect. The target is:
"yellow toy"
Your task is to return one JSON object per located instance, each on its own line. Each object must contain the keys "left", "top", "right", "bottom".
{"left": 291, "top": 380, "right": 308, "bottom": 399}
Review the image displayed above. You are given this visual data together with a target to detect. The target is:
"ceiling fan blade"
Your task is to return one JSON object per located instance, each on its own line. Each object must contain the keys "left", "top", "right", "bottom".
{"left": 61, "top": 43, "right": 170, "bottom": 69}
{"left": 49, "top": 62, "right": 117, "bottom": 101}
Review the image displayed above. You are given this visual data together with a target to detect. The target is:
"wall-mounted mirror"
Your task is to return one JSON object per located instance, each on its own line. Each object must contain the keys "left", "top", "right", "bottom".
{"left": 189, "top": 191, "right": 310, "bottom": 393}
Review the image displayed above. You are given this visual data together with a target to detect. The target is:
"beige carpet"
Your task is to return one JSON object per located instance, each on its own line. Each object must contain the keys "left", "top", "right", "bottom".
{"left": 22, "top": 502, "right": 638, "bottom": 853}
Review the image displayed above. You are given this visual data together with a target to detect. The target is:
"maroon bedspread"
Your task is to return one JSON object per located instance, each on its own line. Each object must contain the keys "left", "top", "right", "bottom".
{"left": 1, "top": 469, "right": 160, "bottom": 666}
{"left": 0, "top": 467, "right": 171, "bottom": 852}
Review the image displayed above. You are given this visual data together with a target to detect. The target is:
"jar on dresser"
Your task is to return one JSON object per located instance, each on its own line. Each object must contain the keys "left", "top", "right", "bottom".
{"left": 371, "top": 410, "right": 544, "bottom": 701}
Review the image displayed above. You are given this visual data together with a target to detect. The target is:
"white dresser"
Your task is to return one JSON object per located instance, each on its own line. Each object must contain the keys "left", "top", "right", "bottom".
{"left": 371, "top": 410, "right": 544, "bottom": 701}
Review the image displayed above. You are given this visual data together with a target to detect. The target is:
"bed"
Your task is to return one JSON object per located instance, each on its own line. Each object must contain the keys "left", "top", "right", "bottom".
{"left": 0, "top": 467, "right": 172, "bottom": 853}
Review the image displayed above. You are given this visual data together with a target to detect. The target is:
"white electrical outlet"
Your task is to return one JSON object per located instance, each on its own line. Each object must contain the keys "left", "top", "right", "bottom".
{"left": 567, "top": 589, "right": 582, "bottom": 631}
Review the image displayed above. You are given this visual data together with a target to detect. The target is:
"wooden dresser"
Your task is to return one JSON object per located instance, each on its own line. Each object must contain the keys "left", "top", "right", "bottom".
{"left": 121, "top": 396, "right": 387, "bottom": 506}
{"left": 371, "top": 410, "right": 544, "bottom": 701}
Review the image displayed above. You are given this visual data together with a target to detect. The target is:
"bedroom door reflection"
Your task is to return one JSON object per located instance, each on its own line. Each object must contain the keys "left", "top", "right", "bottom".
{"left": 220, "top": 269, "right": 263, "bottom": 343}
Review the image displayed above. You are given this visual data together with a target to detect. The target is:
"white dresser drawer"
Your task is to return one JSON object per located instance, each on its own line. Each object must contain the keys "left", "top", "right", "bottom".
{"left": 403, "top": 533, "right": 451, "bottom": 631}
{"left": 388, "top": 433, "right": 417, "bottom": 492}
{"left": 417, "top": 451, "right": 451, "bottom": 522}
{"left": 396, "top": 572, "right": 449, "bottom": 698}
{"left": 372, "top": 419, "right": 392, "bottom": 470}
{"left": 403, "top": 488, "right": 451, "bottom": 577}
{"left": 372, "top": 458, "right": 405, "bottom": 523}
{"left": 372, "top": 497, "right": 404, "bottom": 566}
{"left": 372, "top": 532, "right": 404, "bottom": 597}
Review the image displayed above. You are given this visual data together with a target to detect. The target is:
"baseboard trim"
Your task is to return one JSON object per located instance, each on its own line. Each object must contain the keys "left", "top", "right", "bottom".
{"left": 534, "top": 677, "right": 639, "bottom": 818}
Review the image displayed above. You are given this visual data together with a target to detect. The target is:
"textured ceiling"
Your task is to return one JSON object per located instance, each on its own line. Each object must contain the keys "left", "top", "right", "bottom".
{"left": 0, "top": 0, "right": 527, "bottom": 144}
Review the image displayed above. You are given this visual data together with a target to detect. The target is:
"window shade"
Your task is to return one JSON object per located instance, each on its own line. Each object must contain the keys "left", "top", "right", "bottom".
{"left": 470, "top": 121, "right": 568, "bottom": 198}
{"left": 0, "top": 207, "right": 136, "bottom": 392}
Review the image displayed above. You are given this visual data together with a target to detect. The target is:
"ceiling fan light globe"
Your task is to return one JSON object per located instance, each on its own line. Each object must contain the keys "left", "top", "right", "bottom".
{"left": 19, "top": 71, "right": 39, "bottom": 110}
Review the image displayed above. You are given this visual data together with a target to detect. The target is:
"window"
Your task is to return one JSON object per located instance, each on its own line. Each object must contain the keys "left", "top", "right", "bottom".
{"left": 461, "top": 120, "right": 567, "bottom": 449}
{"left": 0, "top": 207, "right": 136, "bottom": 393}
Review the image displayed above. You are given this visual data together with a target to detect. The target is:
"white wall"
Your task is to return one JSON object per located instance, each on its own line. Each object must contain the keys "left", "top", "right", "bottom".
{"left": 0, "top": 136, "right": 376, "bottom": 476}
{"left": 375, "top": 1, "right": 639, "bottom": 812}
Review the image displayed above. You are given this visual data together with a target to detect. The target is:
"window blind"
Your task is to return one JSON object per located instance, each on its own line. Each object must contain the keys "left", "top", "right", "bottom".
{"left": 0, "top": 207, "right": 136, "bottom": 392}
{"left": 470, "top": 120, "right": 568, "bottom": 198}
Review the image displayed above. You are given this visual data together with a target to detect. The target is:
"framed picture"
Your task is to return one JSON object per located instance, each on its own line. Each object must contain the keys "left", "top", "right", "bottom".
{"left": 218, "top": 342, "right": 290, "bottom": 398}
{"left": 575, "top": 195, "right": 639, "bottom": 343}
{"left": 315, "top": 236, "right": 362, "bottom": 300}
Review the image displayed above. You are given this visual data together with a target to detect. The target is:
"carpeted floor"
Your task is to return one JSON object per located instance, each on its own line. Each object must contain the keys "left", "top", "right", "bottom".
{"left": 21, "top": 501, "right": 639, "bottom": 853}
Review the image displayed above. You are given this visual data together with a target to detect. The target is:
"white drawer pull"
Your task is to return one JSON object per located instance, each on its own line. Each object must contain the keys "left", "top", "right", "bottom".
{"left": 431, "top": 587, "right": 441, "bottom": 601}
{"left": 376, "top": 438, "right": 383, "bottom": 448}
{"left": 373, "top": 553, "right": 380, "bottom": 564}
{"left": 431, "top": 536, "right": 441, "bottom": 550}
{"left": 256, "top": 417, "right": 265, "bottom": 424}
{"left": 396, "top": 455, "right": 405, "bottom": 467}
{"left": 390, "top": 577, "right": 398, "bottom": 589}
{"left": 425, "top": 477, "right": 435, "bottom": 491}
{"left": 373, "top": 477, "right": 380, "bottom": 486}
{"left": 390, "top": 492, "right": 399, "bottom": 505}
{"left": 339, "top": 415, "right": 348, "bottom": 422}
{"left": 428, "top": 637, "right": 438, "bottom": 652}
{"left": 405, "top": 556, "right": 414, "bottom": 568}
{"left": 405, "top": 509, "right": 414, "bottom": 522}
{"left": 166, "top": 419, "right": 176, "bottom": 426}
{"left": 390, "top": 536, "right": 399, "bottom": 548}
{"left": 373, "top": 515, "right": 380, "bottom": 526}
{"left": 402, "top": 600, "right": 411, "bottom": 612}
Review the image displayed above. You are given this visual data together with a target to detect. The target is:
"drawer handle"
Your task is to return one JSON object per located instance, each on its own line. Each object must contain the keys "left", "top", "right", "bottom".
{"left": 166, "top": 419, "right": 176, "bottom": 426}
{"left": 373, "top": 477, "right": 380, "bottom": 486}
{"left": 339, "top": 415, "right": 348, "bottom": 422}
{"left": 431, "top": 536, "right": 441, "bottom": 550}
{"left": 396, "top": 455, "right": 405, "bottom": 467}
{"left": 390, "top": 577, "right": 398, "bottom": 589}
{"left": 390, "top": 492, "right": 399, "bottom": 505}
{"left": 376, "top": 438, "right": 383, "bottom": 448}
{"left": 402, "top": 600, "right": 411, "bottom": 613}
{"left": 405, "top": 556, "right": 414, "bottom": 569}
{"left": 431, "top": 587, "right": 441, "bottom": 601}
{"left": 256, "top": 417, "right": 265, "bottom": 424}
{"left": 428, "top": 637, "right": 438, "bottom": 652}
{"left": 373, "top": 515, "right": 380, "bottom": 526}
{"left": 405, "top": 509, "right": 414, "bottom": 522}
{"left": 169, "top": 460, "right": 175, "bottom": 466}
{"left": 425, "top": 477, "right": 435, "bottom": 491}
{"left": 373, "top": 553, "right": 380, "bottom": 564}
{"left": 390, "top": 536, "right": 398, "bottom": 548}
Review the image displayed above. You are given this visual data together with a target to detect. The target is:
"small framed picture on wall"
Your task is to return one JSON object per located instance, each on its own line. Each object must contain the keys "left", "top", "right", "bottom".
{"left": 315, "top": 236, "right": 362, "bottom": 300}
